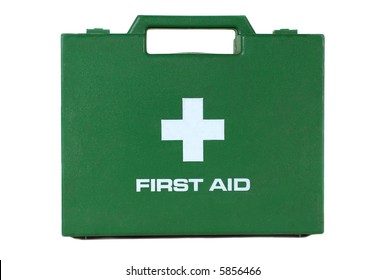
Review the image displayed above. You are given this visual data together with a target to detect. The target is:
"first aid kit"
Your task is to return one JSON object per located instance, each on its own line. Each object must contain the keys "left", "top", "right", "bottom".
{"left": 61, "top": 15, "right": 324, "bottom": 237}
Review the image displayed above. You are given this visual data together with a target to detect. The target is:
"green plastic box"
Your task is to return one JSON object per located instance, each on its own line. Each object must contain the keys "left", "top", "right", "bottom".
{"left": 61, "top": 16, "right": 324, "bottom": 237}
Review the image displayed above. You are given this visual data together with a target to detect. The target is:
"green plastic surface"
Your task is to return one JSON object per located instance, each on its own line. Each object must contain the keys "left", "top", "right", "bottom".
{"left": 61, "top": 16, "right": 324, "bottom": 237}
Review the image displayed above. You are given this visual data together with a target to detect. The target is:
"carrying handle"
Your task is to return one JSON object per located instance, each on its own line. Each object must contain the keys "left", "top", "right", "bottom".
{"left": 128, "top": 15, "right": 255, "bottom": 35}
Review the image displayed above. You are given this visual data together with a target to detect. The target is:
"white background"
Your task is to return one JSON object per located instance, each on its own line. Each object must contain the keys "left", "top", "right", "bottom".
{"left": 1, "top": 0, "right": 385, "bottom": 279}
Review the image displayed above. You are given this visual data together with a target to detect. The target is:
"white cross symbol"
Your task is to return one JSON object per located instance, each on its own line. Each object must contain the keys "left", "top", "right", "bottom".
{"left": 161, "top": 98, "right": 225, "bottom": 162}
